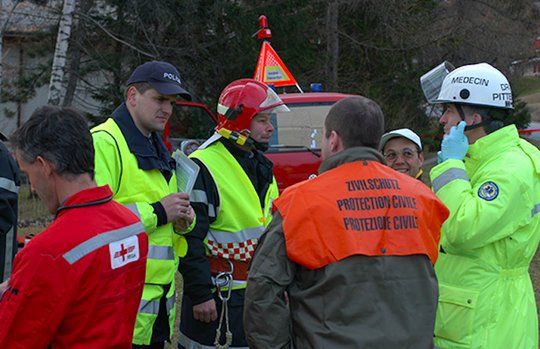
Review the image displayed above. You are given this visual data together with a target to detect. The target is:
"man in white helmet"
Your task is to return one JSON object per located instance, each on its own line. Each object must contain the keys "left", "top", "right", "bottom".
{"left": 426, "top": 62, "right": 540, "bottom": 349}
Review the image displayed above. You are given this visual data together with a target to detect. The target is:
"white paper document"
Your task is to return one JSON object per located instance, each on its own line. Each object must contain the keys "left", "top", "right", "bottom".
{"left": 173, "top": 150, "right": 200, "bottom": 194}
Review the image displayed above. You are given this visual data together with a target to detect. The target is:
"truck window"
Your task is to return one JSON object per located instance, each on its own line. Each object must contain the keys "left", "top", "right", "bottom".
{"left": 168, "top": 103, "right": 216, "bottom": 151}
{"left": 270, "top": 102, "right": 335, "bottom": 149}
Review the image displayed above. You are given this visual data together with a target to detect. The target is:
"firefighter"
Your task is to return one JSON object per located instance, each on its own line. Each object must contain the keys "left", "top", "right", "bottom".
{"left": 92, "top": 61, "right": 194, "bottom": 349}
{"left": 0, "top": 130, "right": 20, "bottom": 282}
{"left": 244, "top": 96, "right": 449, "bottom": 348}
{"left": 428, "top": 62, "right": 540, "bottom": 349}
{"left": 178, "top": 79, "right": 286, "bottom": 349}
{"left": 0, "top": 106, "right": 148, "bottom": 348}
{"left": 379, "top": 128, "right": 425, "bottom": 180}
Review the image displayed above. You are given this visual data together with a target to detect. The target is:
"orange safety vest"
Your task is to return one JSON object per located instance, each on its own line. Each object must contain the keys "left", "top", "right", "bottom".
{"left": 275, "top": 161, "right": 449, "bottom": 270}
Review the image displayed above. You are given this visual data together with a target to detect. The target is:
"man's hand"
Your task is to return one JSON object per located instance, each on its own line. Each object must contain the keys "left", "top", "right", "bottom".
{"left": 174, "top": 205, "right": 194, "bottom": 231}
{"left": 160, "top": 192, "right": 192, "bottom": 223}
{"left": 193, "top": 299, "right": 218, "bottom": 323}
{"left": 440, "top": 121, "right": 469, "bottom": 162}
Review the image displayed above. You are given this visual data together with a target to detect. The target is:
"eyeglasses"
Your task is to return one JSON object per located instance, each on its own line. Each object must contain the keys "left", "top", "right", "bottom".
{"left": 383, "top": 149, "right": 420, "bottom": 161}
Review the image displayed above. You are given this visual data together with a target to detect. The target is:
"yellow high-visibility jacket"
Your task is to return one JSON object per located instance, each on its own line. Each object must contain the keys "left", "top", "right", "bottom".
{"left": 92, "top": 107, "right": 189, "bottom": 345}
{"left": 190, "top": 139, "right": 278, "bottom": 289}
{"left": 430, "top": 125, "right": 540, "bottom": 349}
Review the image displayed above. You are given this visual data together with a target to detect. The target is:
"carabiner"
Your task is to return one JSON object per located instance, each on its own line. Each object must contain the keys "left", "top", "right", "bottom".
{"left": 215, "top": 271, "right": 233, "bottom": 301}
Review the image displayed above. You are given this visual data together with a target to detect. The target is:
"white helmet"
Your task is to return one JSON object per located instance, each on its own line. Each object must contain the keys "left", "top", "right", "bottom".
{"left": 433, "top": 63, "right": 513, "bottom": 109}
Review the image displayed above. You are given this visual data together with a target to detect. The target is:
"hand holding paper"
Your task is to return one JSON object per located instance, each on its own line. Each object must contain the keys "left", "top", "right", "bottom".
{"left": 174, "top": 205, "right": 195, "bottom": 232}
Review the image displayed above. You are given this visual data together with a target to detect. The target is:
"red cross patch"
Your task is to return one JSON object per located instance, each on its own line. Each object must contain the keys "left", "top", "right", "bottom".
{"left": 109, "top": 235, "right": 140, "bottom": 269}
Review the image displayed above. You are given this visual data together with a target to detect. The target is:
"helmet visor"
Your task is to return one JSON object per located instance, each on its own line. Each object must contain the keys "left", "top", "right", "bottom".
{"left": 260, "top": 88, "right": 289, "bottom": 112}
{"left": 265, "top": 104, "right": 290, "bottom": 114}
{"left": 420, "top": 61, "right": 455, "bottom": 103}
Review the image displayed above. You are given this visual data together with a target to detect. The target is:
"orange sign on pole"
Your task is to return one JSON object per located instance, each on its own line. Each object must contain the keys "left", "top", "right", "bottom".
{"left": 254, "top": 41, "right": 298, "bottom": 88}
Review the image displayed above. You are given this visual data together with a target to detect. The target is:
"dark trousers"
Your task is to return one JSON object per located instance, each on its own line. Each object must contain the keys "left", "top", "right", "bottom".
{"left": 179, "top": 289, "right": 247, "bottom": 348}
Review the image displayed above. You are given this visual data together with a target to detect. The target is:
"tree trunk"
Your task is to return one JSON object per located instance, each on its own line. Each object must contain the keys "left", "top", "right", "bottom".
{"left": 63, "top": 0, "right": 92, "bottom": 107}
{"left": 326, "top": 0, "right": 339, "bottom": 91}
{"left": 48, "top": 0, "right": 76, "bottom": 105}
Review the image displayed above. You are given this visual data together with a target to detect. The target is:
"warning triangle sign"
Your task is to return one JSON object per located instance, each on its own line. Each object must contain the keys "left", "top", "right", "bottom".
{"left": 254, "top": 41, "right": 298, "bottom": 88}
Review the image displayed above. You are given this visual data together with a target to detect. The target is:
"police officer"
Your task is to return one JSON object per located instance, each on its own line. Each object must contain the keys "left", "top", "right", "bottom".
{"left": 92, "top": 61, "right": 194, "bottom": 349}
{"left": 427, "top": 62, "right": 540, "bottom": 349}
{"left": 178, "top": 79, "right": 286, "bottom": 349}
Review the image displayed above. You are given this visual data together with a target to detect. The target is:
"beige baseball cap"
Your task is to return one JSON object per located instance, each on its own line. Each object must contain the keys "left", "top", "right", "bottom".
{"left": 379, "top": 128, "right": 422, "bottom": 151}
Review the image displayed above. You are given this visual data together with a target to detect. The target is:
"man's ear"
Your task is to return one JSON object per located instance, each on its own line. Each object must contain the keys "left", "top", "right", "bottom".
{"left": 471, "top": 112, "right": 483, "bottom": 126}
{"left": 418, "top": 151, "right": 425, "bottom": 166}
{"left": 126, "top": 86, "right": 138, "bottom": 106}
{"left": 329, "top": 130, "right": 342, "bottom": 153}
{"left": 36, "top": 156, "right": 54, "bottom": 176}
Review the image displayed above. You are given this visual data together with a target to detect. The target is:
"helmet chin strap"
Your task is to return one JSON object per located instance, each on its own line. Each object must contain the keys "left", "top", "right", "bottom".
{"left": 253, "top": 139, "right": 269, "bottom": 152}
{"left": 456, "top": 104, "right": 484, "bottom": 132}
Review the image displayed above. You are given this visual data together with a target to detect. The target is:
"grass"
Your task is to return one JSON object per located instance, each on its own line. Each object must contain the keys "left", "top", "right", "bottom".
{"left": 17, "top": 183, "right": 52, "bottom": 239}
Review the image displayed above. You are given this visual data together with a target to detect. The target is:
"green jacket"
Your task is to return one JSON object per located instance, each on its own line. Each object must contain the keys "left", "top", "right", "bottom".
{"left": 92, "top": 108, "right": 189, "bottom": 345}
{"left": 430, "top": 125, "right": 540, "bottom": 349}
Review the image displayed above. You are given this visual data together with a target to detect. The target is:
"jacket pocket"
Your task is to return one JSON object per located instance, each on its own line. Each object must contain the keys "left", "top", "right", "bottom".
{"left": 435, "top": 283, "right": 479, "bottom": 346}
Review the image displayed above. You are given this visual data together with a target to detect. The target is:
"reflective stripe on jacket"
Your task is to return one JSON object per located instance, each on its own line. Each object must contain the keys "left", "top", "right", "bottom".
{"left": 92, "top": 118, "right": 185, "bottom": 345}
{"left": 430, "top": 125, "right": 540, "bottom": 349}
{"left": 190, "top": 140, "right": 278, "bottom": 286}
{"left": 0, "top": 185, "right": 147, "bottom": 348}
{"left": 0, "top": 142, "right": 20, "bottom": 282}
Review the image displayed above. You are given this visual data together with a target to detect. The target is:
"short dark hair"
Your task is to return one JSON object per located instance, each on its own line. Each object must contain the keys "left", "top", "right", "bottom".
{"left": 123, "top": 82, "right": 153, "bottom": 100}
{"left": 461, "top": 104, "right": 509, "bottom": 134}
{"left": 11, "top": 105, "right": 94, "bottom": 178}
{"left": 325, "top": 96, "right": 385, "bottom": 149}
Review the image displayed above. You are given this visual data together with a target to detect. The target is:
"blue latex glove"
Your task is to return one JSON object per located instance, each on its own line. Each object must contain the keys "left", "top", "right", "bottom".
{"left": 440, "top": 121, "right": 469, "bottom": 161}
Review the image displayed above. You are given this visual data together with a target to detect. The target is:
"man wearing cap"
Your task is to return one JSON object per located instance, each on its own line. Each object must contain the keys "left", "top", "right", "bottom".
{"left": 92, "top": 60, "right": 195, "bottom": 349}
{"left": 379, "top": 128, "right": 425, "bottom": 180}
{"left": 0, "top": 131, "right": 20, "bottom": 283}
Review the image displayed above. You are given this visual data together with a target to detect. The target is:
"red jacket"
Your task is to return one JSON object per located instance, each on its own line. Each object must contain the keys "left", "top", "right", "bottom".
{"left": 0, "top": 185, "right": 148, "bottom": 349}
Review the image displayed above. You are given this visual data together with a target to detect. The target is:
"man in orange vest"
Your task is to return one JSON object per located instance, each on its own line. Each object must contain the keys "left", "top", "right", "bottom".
{"left": 244, "top": 96, "right": 449, "bottom": 349}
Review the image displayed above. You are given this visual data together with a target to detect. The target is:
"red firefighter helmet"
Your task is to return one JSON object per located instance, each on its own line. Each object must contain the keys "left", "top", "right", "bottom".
{"left": 216, "top": 79, "right": 289, "bottom": 145}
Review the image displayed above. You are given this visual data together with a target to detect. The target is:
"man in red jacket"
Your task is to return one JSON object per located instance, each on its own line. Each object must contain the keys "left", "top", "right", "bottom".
{"left": 0, "top": 106, "right": 148, "bottom": 349}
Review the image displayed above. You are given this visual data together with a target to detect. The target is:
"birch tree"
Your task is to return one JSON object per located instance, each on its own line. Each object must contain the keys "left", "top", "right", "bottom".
{"left": 47, "top": 0, "right": 75, "bottom": 105}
